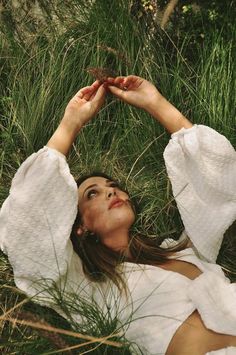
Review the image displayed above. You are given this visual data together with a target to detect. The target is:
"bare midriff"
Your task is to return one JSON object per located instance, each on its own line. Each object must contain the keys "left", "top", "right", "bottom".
{"left": 166, "top": 310, "right": 236, "bottom": 355}
{"left": 158, "top": 259, "right": 236, "bottom": 355}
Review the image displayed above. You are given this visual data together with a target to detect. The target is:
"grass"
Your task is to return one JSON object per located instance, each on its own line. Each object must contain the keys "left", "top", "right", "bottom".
{"left": 0, "top": 0, "right": 236, "bottom": 353}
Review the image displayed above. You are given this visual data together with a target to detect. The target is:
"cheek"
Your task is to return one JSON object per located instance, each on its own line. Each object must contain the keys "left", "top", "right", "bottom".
{"left": 80, "top": 200, "right": 136, "bottom": 234}
{"left": 81, "top": 203, "right": 108, "bottom": 231}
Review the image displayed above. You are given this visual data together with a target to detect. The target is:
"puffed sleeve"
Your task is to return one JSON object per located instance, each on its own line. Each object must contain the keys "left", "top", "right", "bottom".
{"left": 0, "top": 146, "right": 84, "bottom": 302}
{"left": 163, "top": 125, "right": 236, "bottom": 262}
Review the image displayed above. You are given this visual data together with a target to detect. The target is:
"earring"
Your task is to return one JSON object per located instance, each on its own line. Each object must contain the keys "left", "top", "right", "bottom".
{"left": 95, "top": 235, "right": 100, "bottom": 244}
{"left": 83, "top": 229, "right": 91, "bottom": 238}
{"left": 83, "top": 230, "right": 100, "bottom": 244}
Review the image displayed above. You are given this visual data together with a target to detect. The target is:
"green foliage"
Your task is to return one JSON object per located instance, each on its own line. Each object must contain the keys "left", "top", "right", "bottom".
{"left": 0, "top": 0, "right": 235, "bottom": 353}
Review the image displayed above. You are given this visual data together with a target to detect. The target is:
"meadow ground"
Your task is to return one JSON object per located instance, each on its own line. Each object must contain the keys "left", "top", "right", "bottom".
{"left": 0, "top": 1, "right": 235, "bottom": 353}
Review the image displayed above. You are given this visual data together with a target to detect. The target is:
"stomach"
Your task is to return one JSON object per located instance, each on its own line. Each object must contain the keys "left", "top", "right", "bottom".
{"left": 165, "top": 310, "right": 236, "bottom": 355}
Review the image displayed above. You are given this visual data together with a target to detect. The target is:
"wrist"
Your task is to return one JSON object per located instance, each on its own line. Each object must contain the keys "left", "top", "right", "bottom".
{"left": 60, "top": 116, "right": 83, "bottom": 136}
{"left": 145, "top": 93, "right": 193, "bottom": 134}
{"left": 47, "top": 121, "right": 80, "bottom": 156}
{"left": 144, "top": 91, "right": 164, "bottom": 115}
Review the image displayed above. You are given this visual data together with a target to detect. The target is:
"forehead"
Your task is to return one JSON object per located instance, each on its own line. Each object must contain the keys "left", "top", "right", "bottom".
{"left": 78, "top": 176, "right": 112, "bottom": 197}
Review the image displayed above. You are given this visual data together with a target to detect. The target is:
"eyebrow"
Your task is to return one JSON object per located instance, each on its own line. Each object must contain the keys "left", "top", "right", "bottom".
{"left": 82, "top": 180, "right": 113, "bottom": 198}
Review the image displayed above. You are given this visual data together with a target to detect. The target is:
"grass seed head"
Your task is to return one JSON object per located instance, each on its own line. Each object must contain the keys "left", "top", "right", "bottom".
{"left": 86, "top": 67, "right": 117, "bottom": 83}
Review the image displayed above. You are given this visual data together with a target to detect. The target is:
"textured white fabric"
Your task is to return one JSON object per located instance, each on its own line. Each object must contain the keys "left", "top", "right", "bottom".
{"left": 206, "top": 348, "right": 236, "bottom": 355}
{"left": 0, "top": 147, "right": 92, "bottom": 305}
{"left": 0, "top": 125, "right": 236, "bottom": 355}
{"left": 123, "top": 248, "right": 236, "bottom": 354}
{"left": 163, "top": 124, "right": 236, "bottom": 262}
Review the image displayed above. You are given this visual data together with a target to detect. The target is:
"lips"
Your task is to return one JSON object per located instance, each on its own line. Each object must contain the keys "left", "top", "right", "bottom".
{"left": 109, "top": 198, "right": 125, "bottom": 209}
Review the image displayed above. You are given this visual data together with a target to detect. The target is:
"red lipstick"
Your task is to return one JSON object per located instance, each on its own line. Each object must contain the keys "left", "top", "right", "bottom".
{"left": 109, "top": 198, "right": 125, "bottom": 209}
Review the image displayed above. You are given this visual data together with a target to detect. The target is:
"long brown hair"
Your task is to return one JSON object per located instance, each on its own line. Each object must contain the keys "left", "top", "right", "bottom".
{"left": 70, "top": 172, "right": 188, "bottom": 292}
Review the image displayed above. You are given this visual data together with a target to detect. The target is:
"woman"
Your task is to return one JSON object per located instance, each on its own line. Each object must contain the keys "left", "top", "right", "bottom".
{"left": 1, "top": 75, "right": 236, "bottom": 355}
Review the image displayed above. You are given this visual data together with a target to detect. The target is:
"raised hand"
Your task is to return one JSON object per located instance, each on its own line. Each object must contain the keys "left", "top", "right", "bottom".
{"left": 106, "top": 75, "right": 161, "bottom": 111}
{"left": 106, "top": 75, "right": 192, "bottom": 134}
{"left": 62, "top": 80, "right": 107, "bottom": 133}
{"left": 47, "top": 81, "right": 107, "bottom": 156}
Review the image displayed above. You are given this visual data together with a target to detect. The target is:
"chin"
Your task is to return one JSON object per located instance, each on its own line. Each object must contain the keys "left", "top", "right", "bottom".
{"left": 101, "top": 214, "right": 135, "bottom": 235}
{"left": 114, "top": 212, "right": 135, "bottom": 228}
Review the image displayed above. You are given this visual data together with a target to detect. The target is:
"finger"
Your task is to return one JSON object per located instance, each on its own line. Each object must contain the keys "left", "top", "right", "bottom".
{"left": 114, "top": 76, "right": 125, "bottom": 85}
{"left": 85, "top": 80, "right": 106, "bottom": 100}
{"left": 123, "top": 75, "right": 141, "bottom": 89}
{"left": 90, "top": 92, "right": 96, "bottom": 100}
{"left": 106, "top": 77, "right": 115, "bottom": 84}
{"left": 76, "top": 81, "right": 101, "bottom": 98}
{"left": 107, "top": 85, "right": 126, "bottom": 99}
{"left": 116, "top": 76, "right": 140, "bottom": 90}
{"left": 124, "top": 75, "right": 140, "bottom": 83}
{"left": 80, "top": 84, "right": 101, "bottom": 101}
{"left": 83, "top": 88, "right": 96, "bottom": 101}
{"left": 92, "top": 84, "right": 107, "bottom": 103}
{"left": 76, "top": 86, "right": 93, "bottom": 99}
{"left": 89, "top": 88, "right": 99, "bottom": 101}
{"left": 91, "top": 80, "right": 100, "bottom": 88}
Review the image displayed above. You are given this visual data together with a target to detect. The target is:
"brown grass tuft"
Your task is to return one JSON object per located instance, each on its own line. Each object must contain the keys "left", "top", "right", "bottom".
{"left": 86, "top": 67, "right": 117, "bottom": 82}
{"left": 161, "top": 0, "right": 179, "bottom": 29}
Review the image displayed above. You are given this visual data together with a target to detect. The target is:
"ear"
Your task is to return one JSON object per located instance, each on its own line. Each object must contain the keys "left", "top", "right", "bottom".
{"left": 76, "top": 226, "right": 86, "bottom": 237}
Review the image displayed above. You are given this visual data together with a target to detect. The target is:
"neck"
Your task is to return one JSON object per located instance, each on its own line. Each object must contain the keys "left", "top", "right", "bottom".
{"left": 101, "top": 229, "right": 132, "bottom": 258}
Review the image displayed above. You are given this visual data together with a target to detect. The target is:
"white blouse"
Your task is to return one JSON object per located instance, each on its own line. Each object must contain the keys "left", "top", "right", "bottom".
{"left": 0, "top": 125, "right": 236, "bottom": 355}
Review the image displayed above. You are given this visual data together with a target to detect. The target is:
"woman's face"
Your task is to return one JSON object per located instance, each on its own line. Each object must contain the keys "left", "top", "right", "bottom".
{"left": 77, "top": 177, "right": 135, "bottom": 241}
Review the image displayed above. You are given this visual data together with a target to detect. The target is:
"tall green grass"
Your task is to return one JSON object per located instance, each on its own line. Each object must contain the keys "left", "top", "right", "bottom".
{"left": 0, "top": 0, "right": 235, "bottom": 353}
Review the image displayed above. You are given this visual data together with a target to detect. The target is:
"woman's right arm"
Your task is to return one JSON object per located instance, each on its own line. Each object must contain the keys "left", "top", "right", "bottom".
{"left": 47, "top": 80, "right": 106, "bottom": 155}
{"left": 0, "top": 81, "right": 106, "bottom": 301}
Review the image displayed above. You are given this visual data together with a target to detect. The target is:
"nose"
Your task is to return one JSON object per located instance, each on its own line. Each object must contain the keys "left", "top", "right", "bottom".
{"left": 107, "top": 188, "right": 117, "bottom": 199}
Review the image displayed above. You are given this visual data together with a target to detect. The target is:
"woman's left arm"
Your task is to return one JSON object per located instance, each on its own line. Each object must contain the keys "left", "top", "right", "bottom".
{"left": 163, "top": 125, "right": 236, "bottom": 262}
{"left": 107, "top": 75, "right": 236, "bottom": 262}
{"left": 106, "top": 75, "right": 193, "bottom": 134}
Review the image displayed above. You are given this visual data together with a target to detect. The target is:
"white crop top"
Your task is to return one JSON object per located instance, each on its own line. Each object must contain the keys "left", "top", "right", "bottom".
{"left": 122, "top": 248, "right": 236, "bottom": 354}
{"left": 0, "top": 125, "right": 236, "bottom": 354}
